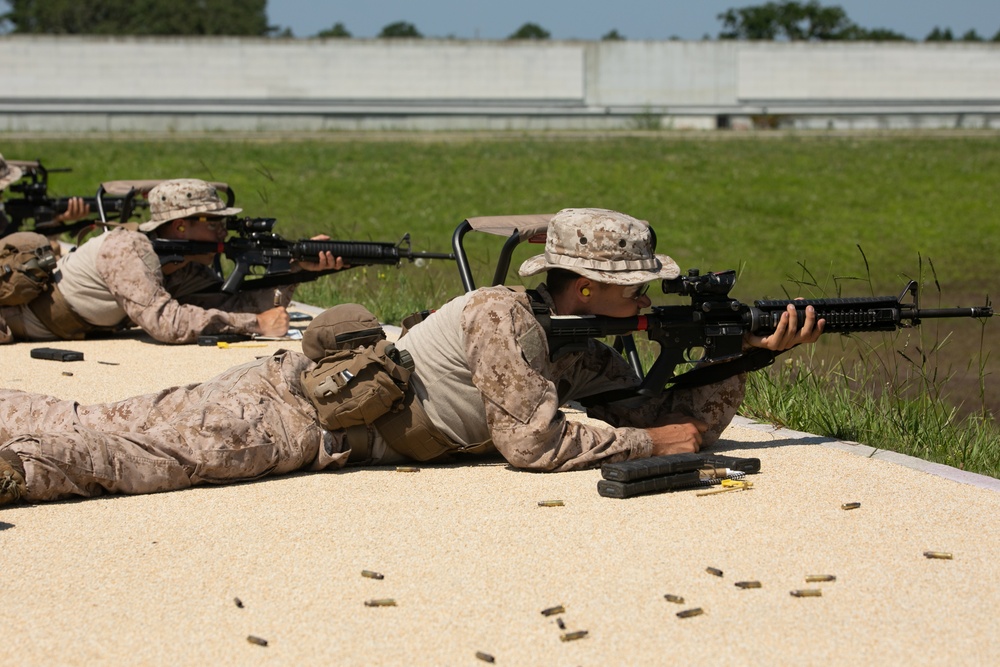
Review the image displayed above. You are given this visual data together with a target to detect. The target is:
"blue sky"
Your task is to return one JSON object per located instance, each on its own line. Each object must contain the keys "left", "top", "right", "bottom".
{"left": 266, "top": 1, "right": 998, "bottom": 40}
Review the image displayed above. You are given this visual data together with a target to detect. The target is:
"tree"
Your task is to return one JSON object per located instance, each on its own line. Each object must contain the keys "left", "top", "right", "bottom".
{"left": 843, "top": 26, "right": 911, "bottom": 41}
{"left": 1, "top": 0, "right": 271, "bottom": 36}
{"left": 784, "top": 2, "right": 853, "bottom": 40}
{"left": 316, "top": 22, "right": 351, "bottom": 39}
{"left": 993, "top": 28, "right": 1000, "bottom": 42}
{"left": 718, "top": 1, "right": 856, "bottom": 41}
{"left": 718, "top": 3, "right": 783, "bottom": 39}
{"left": 925, "top": 27, "right": 954, "bottom": 41}
{"left": 601, "top": 29, "right": 625, "bottom": 41}
{"left": 508, "top": 22, "right": 550, "bottom": 40}
{"left": 378, "top": 21, "right": 422, "bottom": 38}
{"left": 960, "top": 29, "right": 983, "bottom": 42}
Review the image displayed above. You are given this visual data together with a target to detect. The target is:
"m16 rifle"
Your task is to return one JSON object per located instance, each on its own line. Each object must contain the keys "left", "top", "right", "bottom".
{"left": 0, "top": 160, "right": 145, "bottom": 237}
{"left": 535, "top": 268, "right": 993, "bottom": 402}
{"left": 152, "top": 216, "right": 455, "bottom": 293}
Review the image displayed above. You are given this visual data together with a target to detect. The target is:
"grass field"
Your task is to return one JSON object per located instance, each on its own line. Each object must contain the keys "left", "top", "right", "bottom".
{"left": 4, "top": 130, "right": 998, "bottom": 475}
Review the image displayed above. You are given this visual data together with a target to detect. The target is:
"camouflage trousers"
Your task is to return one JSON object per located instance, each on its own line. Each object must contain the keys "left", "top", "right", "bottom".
{"left": 0, "top": 353, "right": 352, "bottom": 502}
{"left": 664, "top": 373, "right": 746, "bottom": 447}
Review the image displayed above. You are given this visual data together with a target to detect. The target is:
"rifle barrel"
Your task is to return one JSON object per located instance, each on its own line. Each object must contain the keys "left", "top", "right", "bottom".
{"left": 915, "top": 306, "right": 994, "bottom": 319}
{"left": 290, "top": 239, "right": 454, "bottom": 262}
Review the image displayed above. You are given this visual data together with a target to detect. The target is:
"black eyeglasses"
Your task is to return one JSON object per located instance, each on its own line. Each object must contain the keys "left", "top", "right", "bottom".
{"left": 622, "top": 283, "right": 651, "bottom": 300}
{"left": 185, "top": 216, "right": 225, "bottom": 231}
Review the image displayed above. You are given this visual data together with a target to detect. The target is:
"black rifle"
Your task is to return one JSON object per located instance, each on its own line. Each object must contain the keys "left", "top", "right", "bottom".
{"left": 535, "top": 268, "right": 993, "bottom": 402}
{"left": 1, "top": 160, "right": 144, "bottom": 237}
{"left": 152, "top": 217, "right": 456, "bottom": 293}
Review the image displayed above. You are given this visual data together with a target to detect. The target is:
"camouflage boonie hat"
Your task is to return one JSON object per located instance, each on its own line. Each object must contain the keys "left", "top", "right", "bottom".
{"left": 518, "top": 208, "right": 680, "bottom": 285}
{"left": 139, "top": 178, "right": 242, "bottom": 232}
{"left": 0, "top": 154, "right": 24, "bottom": 190}
{"left": 302, "top": 303, "right": 387, "bottom": 362}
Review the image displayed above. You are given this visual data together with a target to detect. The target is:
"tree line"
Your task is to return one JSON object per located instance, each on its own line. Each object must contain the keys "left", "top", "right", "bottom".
{"left": 2, "top": 0, "right": 998, "bottom": 42}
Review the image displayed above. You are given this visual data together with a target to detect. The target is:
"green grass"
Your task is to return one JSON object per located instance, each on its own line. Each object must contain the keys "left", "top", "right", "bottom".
{"left": 10, "top": 132, "right": 999, "bottom": 297}
{"left": 740, "top": 323, "right": 998, "bottom": 476}
{"left": 4, "top": 130, "right": 999, "bottom": 476}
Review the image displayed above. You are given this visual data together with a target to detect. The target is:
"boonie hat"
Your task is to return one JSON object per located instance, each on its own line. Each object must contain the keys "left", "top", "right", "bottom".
{"left": 518, "top": 208, "right": 680, "bottom": 285}
{"left": 0, "top": 154, "right": 24, "bottom": 191}
{"left": 139, "top": 178, "right": 242, "bottom": 232}
{"left": 302, "top": 303, "right": 386, "bottom": 362}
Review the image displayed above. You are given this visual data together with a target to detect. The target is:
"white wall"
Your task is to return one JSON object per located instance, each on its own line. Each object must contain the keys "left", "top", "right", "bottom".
{"left": 1, "top": 36, "right": 998, "bottom": 131}
{"left": 1, "top": 36, "right": 584, "bottom": 101}
{"left": 737, "top": 42, "right": 1000, "bottom": 102}
{"left": 586, "top": 41, "right": 740, "bottom": 108}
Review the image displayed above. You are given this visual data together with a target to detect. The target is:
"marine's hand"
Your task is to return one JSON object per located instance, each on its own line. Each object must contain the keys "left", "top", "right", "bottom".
{"left": 746, "top": 303, "right": 825, "bottom": 351}
{"left": 295, "top": 252, "right": 344, "bottom": 272}
{"left": 256, "top": 306, "right": 290, "bottom": 337}
{"left": 292, "top": 234, "right": 349, "bottom": 272}
{"left": 53, "top": 197, "right": 90, "bottom": 224}
{"left": 646, "top": 416, "right": 709, "bottom": 456}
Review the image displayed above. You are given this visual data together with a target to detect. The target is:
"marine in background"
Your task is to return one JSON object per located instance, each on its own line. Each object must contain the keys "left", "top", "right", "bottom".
{"left": 0, "top": 178, "right": 341, "bottom": 345}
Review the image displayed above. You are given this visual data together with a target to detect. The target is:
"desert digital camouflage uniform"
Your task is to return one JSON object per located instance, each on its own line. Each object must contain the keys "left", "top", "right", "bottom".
{"left": 0, "top": 351, "right": 352, "bottom": 502}
{"left": 395, "top": 284, "right": 745, "bottom": 472}
{"left": 393, "top": 206, "right": 746, "bottom": 472}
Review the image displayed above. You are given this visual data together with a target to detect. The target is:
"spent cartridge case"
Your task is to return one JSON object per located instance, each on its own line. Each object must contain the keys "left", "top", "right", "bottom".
{"left": 790, "top": 589, "right": 823, "bottom": 597}
{"left": 364, "top": 598, "right": 397, "bottom": 607}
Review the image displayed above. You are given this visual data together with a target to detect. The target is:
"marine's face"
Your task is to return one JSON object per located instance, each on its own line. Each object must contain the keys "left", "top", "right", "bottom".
{"left": 157, "top": 215, "right": 228, "bottom": 269}
{"left": 181, "top": 215, "right": 228, "bottom": 242}
{"left": 586, "top": 281, "right": 653, "bottom": 318}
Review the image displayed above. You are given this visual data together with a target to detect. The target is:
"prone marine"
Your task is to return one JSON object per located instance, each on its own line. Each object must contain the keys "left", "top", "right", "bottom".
{"left": 0, "top": 208, "right": 822, "bottom": 505}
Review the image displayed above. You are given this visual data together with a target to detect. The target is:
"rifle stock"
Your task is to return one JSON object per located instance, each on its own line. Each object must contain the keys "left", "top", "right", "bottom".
{"left": 538, "top": 269, "right": 993, "bottom": 401}
{"left": 1, "top": 160, "right": 142, "bottom": 237}
{"left": 4, "top": 196, "right": 133, "bottom": 230}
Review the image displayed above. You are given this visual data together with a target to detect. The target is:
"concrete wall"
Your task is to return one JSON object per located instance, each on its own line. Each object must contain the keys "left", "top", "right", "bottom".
{"left": 1, "top": 37, "right": 585, "bottom": 102}
{"left": 1, "top": 36, "right": 998, "bottom": 132}
{"left": 586, "top": 41, "right": 740, "bottom": 108}
{"left": 738, "top": 42, "right": 1000, "bottom": 102}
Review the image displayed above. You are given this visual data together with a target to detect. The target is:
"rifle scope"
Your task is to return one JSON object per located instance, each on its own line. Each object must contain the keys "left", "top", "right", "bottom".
{"left": 661, "top": 269, "right": 737, "bottom": 298}
{"left": 227, "top": 217, "right": 276, "bottom": 234}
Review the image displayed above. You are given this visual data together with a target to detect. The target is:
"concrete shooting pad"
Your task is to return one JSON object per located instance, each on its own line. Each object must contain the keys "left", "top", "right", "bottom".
{"left": 0, "top": 302, "right": 997, "bottom": 666}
